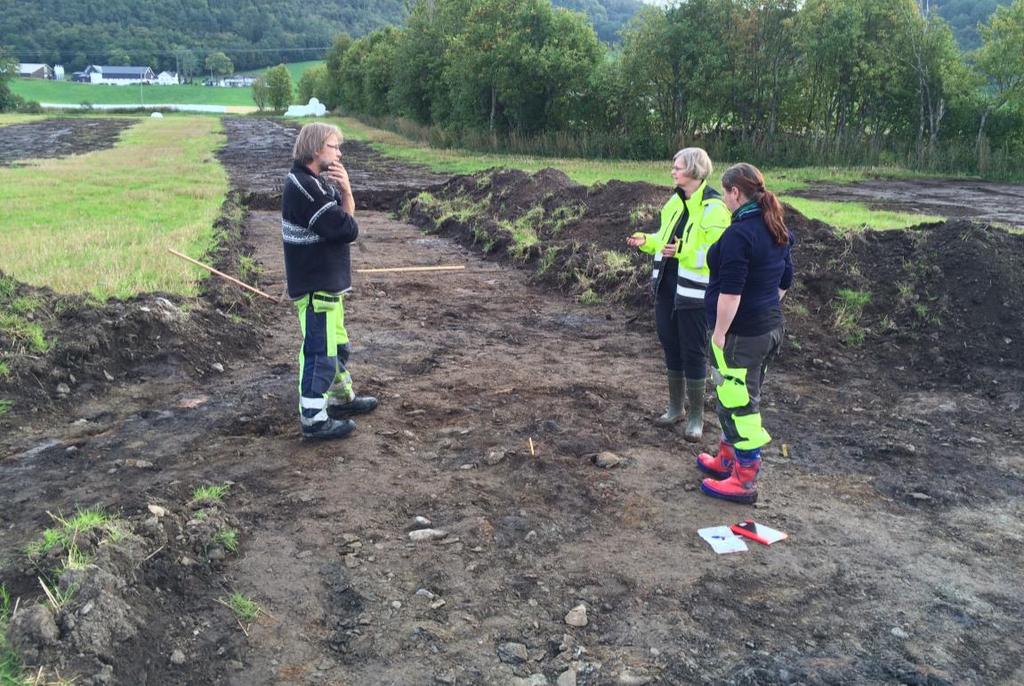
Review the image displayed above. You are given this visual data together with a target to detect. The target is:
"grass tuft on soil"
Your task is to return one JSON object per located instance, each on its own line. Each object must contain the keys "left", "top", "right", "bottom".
{"left": 0, "top": 116, "right": 229, "bottom": 299}
{"left": 191, "top": 484, "right": 230, "bottom": 506}
{"left": 221, "top": 592, "right": 262, "bottom": 623}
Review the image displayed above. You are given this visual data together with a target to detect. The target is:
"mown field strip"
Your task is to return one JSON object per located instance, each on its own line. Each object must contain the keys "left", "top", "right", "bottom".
{"left": 9, "top": 79, "right": 255, "bottom": 106}
{"left": 0, "top": 116, "right": 228, "bottom": 299}
{"left": 333, "top": 116, "right": 946, "bottom": 231}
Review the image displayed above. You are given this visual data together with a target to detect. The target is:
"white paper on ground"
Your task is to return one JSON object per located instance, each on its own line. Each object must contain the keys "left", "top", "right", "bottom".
{"left": 698, "top": 526, "right": 749, "bottom": 554}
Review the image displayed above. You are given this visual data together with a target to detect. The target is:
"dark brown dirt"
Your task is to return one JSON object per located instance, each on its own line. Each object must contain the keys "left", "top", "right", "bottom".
{"left": 789, "top": 178, "right": 1024, "bottom": 228}
{"left": 1, "top": 117, "right": 1022, "bottom": 686}
{"left": 0, "top": 118, "right": 135, "bottom": 166}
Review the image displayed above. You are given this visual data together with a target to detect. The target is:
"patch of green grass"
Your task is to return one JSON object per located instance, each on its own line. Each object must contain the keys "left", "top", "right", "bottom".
{"left": 578, "top": 289, "right": 603, "bottom": 305}
{"left": 0, "top": 116, "right": 229, "bottom": 299}
{"left": 9, "top": 78, "right": 257, "bottom": 108}
{"left": 782, "top": 197, "right": 944, "bottom": 232}
{"left": 214, "top": 529, "right": 238, "bottom": 554}
{"left": 25, "top": 507, "right": 113, "bottom": 559}
{"left": 601, "top": 250, "right": 633, "bottom": 275}
{"left": 221, "top": 592, "right": 262, "bottom": 623}
{"left": 191, "top": 484, "right": 230, "bottom": 506}
{"left": 547, "top": 202, "right": 586, "bottom": 234}
{"left": 0, "top": 399, "right": 12, "bottom": 417}
{"left": 832, "top": 288, "right": 872, "bottom": 346}
{"left": 239, "top": 60, "right": 325, "bottom": 85}
{"left": 237, "top": 255, "right": 262, "bottom": 285}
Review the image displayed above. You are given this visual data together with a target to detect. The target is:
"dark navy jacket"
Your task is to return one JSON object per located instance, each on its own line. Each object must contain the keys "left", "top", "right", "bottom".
{"left": 281, "top": 161, "right": 359, "bottom": 299}
{"left": 706, "top": 203, "right": 794, "bottom": 336}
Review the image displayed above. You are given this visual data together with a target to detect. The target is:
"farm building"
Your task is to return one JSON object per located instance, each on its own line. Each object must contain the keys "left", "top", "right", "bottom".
{"left": 73, "top": 65, "right": 157, "bottom": 85}
{"left": 18, "top": 63, "right": 54, "bottom": 79}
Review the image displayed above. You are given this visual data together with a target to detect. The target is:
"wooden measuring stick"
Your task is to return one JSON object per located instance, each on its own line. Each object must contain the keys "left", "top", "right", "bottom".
{"left": 355, "top": 265, "right": 466, "bottom": 274}
{"left": 167, "top": 248, "right": 277, "bottom": 301}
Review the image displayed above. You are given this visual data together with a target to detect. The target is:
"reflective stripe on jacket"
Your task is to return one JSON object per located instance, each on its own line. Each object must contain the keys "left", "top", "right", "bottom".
{"left": 638, "top": 181, "right": 731, "bottom": 308}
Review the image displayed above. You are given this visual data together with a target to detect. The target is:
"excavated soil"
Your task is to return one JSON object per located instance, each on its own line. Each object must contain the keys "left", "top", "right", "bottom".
{"left": 0, "top": 118, "right": 135, "bottom": 166}
{"left": 0, "top": 117, "right": 1022, "bottom": 686}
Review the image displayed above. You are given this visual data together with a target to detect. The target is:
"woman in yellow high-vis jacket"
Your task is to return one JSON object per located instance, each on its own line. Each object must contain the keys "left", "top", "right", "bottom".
{"left": 627, "top": 148, "right": 731, "bottom": 441}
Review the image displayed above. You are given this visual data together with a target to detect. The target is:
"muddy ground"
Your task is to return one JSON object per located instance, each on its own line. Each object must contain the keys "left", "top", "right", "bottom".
{"left": 1, "top": 117, "right": 1022, "bottom": 686}
{"left": 789, "top": 178, "right": 1024, "bottom": 228}
{"left": 0, "top": 118, "right": 134, "bottom": 166}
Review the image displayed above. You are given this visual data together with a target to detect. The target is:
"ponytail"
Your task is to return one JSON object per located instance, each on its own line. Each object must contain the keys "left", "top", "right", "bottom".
{"left": 722, "top": 163, "right": 789, "bottom": 246}
{"left": 757, "top": 191, "right": 788, "bottom": 246}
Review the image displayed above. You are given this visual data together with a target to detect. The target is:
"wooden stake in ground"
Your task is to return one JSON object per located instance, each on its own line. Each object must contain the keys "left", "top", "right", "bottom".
{"left": 167, "top": 248, "right": 277, "bottom": 301}
{"left": 355, "top": 265, "right": 465, "bottom": 274}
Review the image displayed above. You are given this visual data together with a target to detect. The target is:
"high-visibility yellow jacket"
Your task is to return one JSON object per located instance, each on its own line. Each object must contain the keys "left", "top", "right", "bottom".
{"left": 638, "top": 181, "right": 730, "bottom": 308}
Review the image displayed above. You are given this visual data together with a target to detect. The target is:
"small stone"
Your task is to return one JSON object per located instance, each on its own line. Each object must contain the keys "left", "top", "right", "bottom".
{"left": 179, "top": 556, "right": 196, "bottom": 566}
{"left": 413, "top": 516, "right": 432, "bottom": 527}
{"left": 683, "top": 483, "right": 696, "bottom": 492}
{"left": 592, "top": 452, "right": 623, "bottom": 469}
{"left": 103, "top": 369, "right": 115, "bottom": 381}
{"left": 56, "top": 383, "right": 70, "bottom": 395}
{"left": 170, "top": 649, "right": 186, "bottom": 665}
{"left": 497, "top": 641, "right": 529, "bottom": 664}
{"left": 430, "top": 599, "right": 447, "bottom": 609}
{"left": 342, "top": 533, "right": 361, "bottom": 544}
{"left": 512, "top": 675, "right": 548, "bottom": 686}
{"left": 416, "top": 588, "right": 436, "bottom": 600}
{"left": 211, "top": 363, "right": 225, "bottom": 373}
{"left": 391, "top": 600, "right": 402, "bottom": 610}
{"left": 229, "top": 660, "right": 244, "bottom": 671}
{"left": 345, "top": 554, "right": 359, "bottom": 569}
{"left": 297, "top": 550, "right": 313, "bottom": 559}
{"left": 148, "top": 504, "right": 168, "bottom": 517}
{"left": 484, "top": 450, "right": 506, "bottom": 465}
{"left": 564, "top": 604, "right": 588, "bottom": 627}
{"left": 909, "top": 492, "right": 932, "bottom": 501}
{"left": 208, "top": 546, "right": 226, "bottom": 562}
{"left": 617, "top": 674, "right": 651, "bottom": 686}
{"left": 557, "top": 669, "right": 577, "bottom": 686}
{"left": 525, "top": 530, "right": 537, "bottom": 541}
{"left": 408, "top": 528, "right": 448, "bottom": 542}
{"left": 79, "top": 600, "right": 95, "bottom": 616}
{"left": 891, "top": 627, "right": 910, "bottom": 639}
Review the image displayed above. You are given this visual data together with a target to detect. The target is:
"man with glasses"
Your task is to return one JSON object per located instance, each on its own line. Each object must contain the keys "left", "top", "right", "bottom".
{"left": 282, "top": 122, "right": 378, "bottom": 440}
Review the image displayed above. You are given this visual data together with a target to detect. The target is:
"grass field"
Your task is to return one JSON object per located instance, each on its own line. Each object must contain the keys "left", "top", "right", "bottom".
{"left": 239, "top": 60, "right": 325, "bottom": 83}
{"left": 10, "top": 78, "right": 255, "bottom": 107}
{"left": 334, "top": 117, "right": 945, "bottom": 230}
{"left": 0, "top": 116, "right": 229, "bottom": 299}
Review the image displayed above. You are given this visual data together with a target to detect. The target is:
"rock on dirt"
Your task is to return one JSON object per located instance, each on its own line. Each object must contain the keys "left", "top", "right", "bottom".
{"left": 408, "top": 528, "right": 448, "bottom": 541}
{"left": 564, "top": 604, "right": 589, "bottom": 627}
{"left": 497, "top": 641, "right": 530, "bottom": 664}
{"left": 591, "top": 451, "right": 623, "bottom": 468}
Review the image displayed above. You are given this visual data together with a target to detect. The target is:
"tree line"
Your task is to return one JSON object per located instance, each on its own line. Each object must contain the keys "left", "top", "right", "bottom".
{"left": 301, "top": 0, "right": 1023, "bottom": 178}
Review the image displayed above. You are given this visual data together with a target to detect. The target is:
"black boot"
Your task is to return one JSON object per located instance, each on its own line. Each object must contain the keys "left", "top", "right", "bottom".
{"left": 654, "top": 370, "right": 685, "bottom": 426}
{"left": 683, "top": 377, "right": 705, "bottom": 442}
{"left": 328, "top": 395, "right": 379, "bottom": 418}
{"left": 302, "top": 417, "right": 356, "bottom": 440}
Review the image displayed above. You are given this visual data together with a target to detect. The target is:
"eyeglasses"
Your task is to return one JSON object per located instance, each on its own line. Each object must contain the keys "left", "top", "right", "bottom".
{"left": 325, "top": 143, "right": 341, "bottom": 152}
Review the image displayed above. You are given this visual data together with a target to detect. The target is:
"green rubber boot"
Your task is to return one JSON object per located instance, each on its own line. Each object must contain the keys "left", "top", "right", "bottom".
{"left": 683, "top": 377, "right": 706, "bottom": 442}
{"left": 654, "top": 370, "right": 685, "bottom": 426}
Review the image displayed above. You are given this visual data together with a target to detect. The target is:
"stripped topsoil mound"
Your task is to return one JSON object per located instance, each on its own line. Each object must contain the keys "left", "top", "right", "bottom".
{"left": 0, "top": 118, "right": 135, "bottom": 166}
{"left": 0, "top": 193, "right": 266, "bottom": 422}
{"left": 404, "top": 168, "right": 1024, "bottom": 391}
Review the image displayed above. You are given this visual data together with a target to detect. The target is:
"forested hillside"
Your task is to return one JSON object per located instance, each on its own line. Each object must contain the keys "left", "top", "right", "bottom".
{"left": 935, "top": 0, "right": 1013, "bottom": 47}
{"left": 1, "top": 0, "right": 643, "bottom": 73}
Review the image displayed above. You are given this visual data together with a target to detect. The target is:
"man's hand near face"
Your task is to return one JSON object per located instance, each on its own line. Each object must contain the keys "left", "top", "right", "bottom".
{"left": 325, "top": 161, "right": 355, "bottom": 216}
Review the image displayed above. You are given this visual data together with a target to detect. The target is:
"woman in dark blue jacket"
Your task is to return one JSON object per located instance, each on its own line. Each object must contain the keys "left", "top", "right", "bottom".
{"left": 696, "top": 163, "right": 793, "bottom": 504}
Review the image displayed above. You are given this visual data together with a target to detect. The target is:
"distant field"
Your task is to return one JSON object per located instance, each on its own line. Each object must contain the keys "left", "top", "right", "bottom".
{"left": 334, "top": 117, "right": 944, "bottom": 230}
{"left": 10, "top": 78, "right": 255, "bottom": 106}
{"left": 0, "top": 116, "right": 228, "bottom": 299}
{"left": 240, "top": 60, "right": 325, "bottom": 83}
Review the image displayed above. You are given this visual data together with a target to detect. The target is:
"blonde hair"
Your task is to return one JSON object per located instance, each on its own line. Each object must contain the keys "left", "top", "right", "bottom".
{"left": 292, "top": 122, "right": 342, "bottom": 163}
{"left": 672, "top": 147, "right": 713, "bottom": 180}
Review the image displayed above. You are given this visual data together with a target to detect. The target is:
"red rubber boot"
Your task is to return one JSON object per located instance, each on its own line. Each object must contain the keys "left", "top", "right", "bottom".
{"left": 701, "top": 450, "right": 760, "bottom": 504}
{"left": 696, "top": 441, "right": 735, "bottom": 479}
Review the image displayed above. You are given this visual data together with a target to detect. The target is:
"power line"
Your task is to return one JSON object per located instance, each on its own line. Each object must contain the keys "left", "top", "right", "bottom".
{"left": 9, "top": 46, "right": 332, "bottom": 59}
